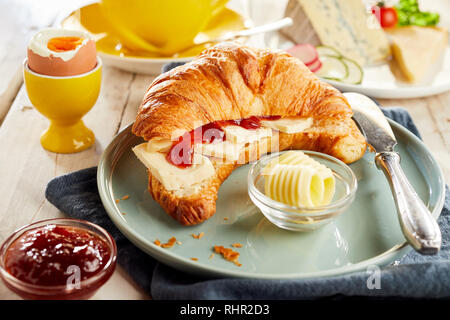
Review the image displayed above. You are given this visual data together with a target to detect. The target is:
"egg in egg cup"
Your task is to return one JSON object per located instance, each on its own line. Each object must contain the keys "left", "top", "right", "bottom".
{"left": 23, "top": 57, "right": 101, "bottom": 154}
{"left": 24, "top": 28, "right": 100, "bottom": 154}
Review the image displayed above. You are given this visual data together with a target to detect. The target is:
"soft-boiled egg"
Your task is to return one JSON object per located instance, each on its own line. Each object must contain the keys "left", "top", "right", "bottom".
{"left": 27, "top": 28, "right": 97, "bottom": 76}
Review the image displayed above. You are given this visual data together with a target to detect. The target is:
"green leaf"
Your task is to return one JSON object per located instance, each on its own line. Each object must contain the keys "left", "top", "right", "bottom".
{"left": 394, "top": 0, "right": 440, "bottom": 26}
{"left": 396, "top": 11, "right": 410, "bottom": 26}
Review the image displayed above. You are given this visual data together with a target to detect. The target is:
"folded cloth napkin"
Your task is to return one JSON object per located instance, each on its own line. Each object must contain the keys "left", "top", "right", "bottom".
{"left": 45, "top": 106, "right": 449, "bottom": 299}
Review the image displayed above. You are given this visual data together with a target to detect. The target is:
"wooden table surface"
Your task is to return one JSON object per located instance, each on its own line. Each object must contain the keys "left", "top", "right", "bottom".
{"left": 0, "top": 0, "right": 448, "bottom": 300}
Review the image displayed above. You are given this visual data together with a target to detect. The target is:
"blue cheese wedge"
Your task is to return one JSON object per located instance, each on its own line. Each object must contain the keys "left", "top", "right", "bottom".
{"left": 281, "top": 0, "right": 390, "bottom": 66}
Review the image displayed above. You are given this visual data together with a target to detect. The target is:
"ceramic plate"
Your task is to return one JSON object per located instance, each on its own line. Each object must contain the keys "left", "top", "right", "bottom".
{"left": 60, "top": 2, "right": 249, "bottom": 75}
{"left": 322, "top": 46, "right": 450, "bottom": 99}
{"left": 274, "top": 39, "right": 450, "bottom": 100}
{"left": 97, "top": 119, "right": 446, "bottom": 279}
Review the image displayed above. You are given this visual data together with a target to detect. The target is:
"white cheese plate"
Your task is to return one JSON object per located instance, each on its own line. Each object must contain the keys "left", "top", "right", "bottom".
{"left": 269, "top": 0, "right": 450, "bottom": 99}
{"left": 273, "top": 34, "right": 450, "bottom": 99}
{"left": 321, "top": 45, "right": 450, "bottom": 99}
{"left": 271, "top": 40, "right": 450, "bottom": 99}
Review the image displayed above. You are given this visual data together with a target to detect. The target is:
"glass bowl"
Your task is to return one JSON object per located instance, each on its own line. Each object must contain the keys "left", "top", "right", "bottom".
{"left": 248, "top": 150, "right": 357, "bottom": 231}
{"left": 0, "top": 218, "right": 117, "bottom": 300}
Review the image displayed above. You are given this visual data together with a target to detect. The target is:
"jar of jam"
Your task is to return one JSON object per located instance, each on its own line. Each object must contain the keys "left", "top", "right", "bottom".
{"left": 0, "top": 218, "right": 117, "bottom": 300}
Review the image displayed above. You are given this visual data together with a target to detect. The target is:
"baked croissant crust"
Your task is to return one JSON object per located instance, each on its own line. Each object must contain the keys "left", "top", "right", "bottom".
{"left": 132, "top": 42, "right": 366, "bottom": 226}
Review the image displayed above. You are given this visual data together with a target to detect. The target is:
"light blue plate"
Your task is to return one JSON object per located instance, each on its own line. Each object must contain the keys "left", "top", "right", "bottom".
{"left": 98, "top": 119, "right": 446, "bottom": 279}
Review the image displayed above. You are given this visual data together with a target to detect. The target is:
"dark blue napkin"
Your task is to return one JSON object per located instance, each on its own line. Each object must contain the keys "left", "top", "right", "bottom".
{"left": 45, "top": 106, "right": 450, "bottom": 299}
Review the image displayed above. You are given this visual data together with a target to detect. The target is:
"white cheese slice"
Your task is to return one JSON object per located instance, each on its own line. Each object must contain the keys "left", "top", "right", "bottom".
{"left": 132, "top": 143, "right": 215, "bottom": 193}
{"left": 260, "top": 117, "right": 313, "bottom": 134}
{"left": 195, "top": 125, "right": 273, "bottom": 161}
{"left": 194, "top": 140, "right": 244, "bottom": 162}
{"left": 222, "top": 125, "right": 273, "bottom": 144}
{"left": 146, "top": 138, "right": 172, "bottom": 153}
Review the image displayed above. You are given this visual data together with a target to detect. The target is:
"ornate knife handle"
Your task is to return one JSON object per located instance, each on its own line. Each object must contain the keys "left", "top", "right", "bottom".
{"left": 375, "top": 152, "right": 441, "bottom": 254}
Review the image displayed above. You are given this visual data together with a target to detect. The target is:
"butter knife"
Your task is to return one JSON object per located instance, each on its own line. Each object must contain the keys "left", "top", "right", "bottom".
{"left": 345, "top": 92, "right": 441, "bottom": 255}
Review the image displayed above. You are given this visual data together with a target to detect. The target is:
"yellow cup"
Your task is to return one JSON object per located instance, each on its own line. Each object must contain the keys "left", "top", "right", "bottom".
{"left": 100, "top": 0, "right": 228, "bottom": 55}
{"left": 23, "top": 58, "right": 102, "bottom": 154}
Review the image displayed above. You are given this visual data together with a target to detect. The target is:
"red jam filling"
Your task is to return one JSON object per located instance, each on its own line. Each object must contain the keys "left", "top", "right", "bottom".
{"left": 4, "top": 225, "right": 111, "bottom": 286}
{"left": 167, "top": 115, "right": 281, "bottom": 168}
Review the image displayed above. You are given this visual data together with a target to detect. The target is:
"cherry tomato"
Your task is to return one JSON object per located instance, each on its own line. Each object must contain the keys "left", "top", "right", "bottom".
{"left": 372, "top": 5, "right": 398, "bottom": 28}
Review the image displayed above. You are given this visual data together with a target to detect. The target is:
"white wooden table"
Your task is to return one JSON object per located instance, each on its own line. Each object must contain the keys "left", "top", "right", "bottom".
{"left": 0, "top": 0, "right": 448, "bottom": 300}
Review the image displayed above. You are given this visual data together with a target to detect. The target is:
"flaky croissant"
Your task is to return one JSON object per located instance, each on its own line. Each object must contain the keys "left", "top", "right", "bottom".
{"left": 132, "top": 42, "right": 366, "bottom": 225}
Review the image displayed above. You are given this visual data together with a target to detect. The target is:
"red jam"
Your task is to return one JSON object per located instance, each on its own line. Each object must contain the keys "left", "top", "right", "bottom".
{"left": 167, "top": 115, "right": 281, "bottom": 168}
{"left": 4, "top": 225, "right": 111, "bottom": 286}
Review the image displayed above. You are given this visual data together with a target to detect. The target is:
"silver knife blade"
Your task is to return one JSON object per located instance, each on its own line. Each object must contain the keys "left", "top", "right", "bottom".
{"left": 344, "top": 92, "right": 441, "bottom": 255}
{"left": 344, "top": 92, "right": 397, "bottom": 152}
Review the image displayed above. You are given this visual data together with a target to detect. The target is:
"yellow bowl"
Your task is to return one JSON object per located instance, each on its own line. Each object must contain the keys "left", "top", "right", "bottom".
{"left": 23, "top": 58, "right": 102, "bottom": 153}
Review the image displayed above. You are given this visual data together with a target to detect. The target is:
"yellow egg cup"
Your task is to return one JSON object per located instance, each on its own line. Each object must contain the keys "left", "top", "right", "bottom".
{"left": 23, "top": 58, "right": 102, "bottom": 153}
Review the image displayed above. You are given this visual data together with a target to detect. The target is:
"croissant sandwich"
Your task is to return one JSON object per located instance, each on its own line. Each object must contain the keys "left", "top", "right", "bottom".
{"left": 132, "top": 42, "right": 366, "bottom": 226}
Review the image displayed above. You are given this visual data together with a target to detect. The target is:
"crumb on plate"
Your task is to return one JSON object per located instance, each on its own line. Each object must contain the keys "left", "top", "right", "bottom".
{"left": 161, "top": 237, "right": 177, "bottom": 248}
{"left": 214, "top": 245, "right": 242, "bottom": 267}
{"left": 191, "top": 232, "right": 204, "bottom": 239}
